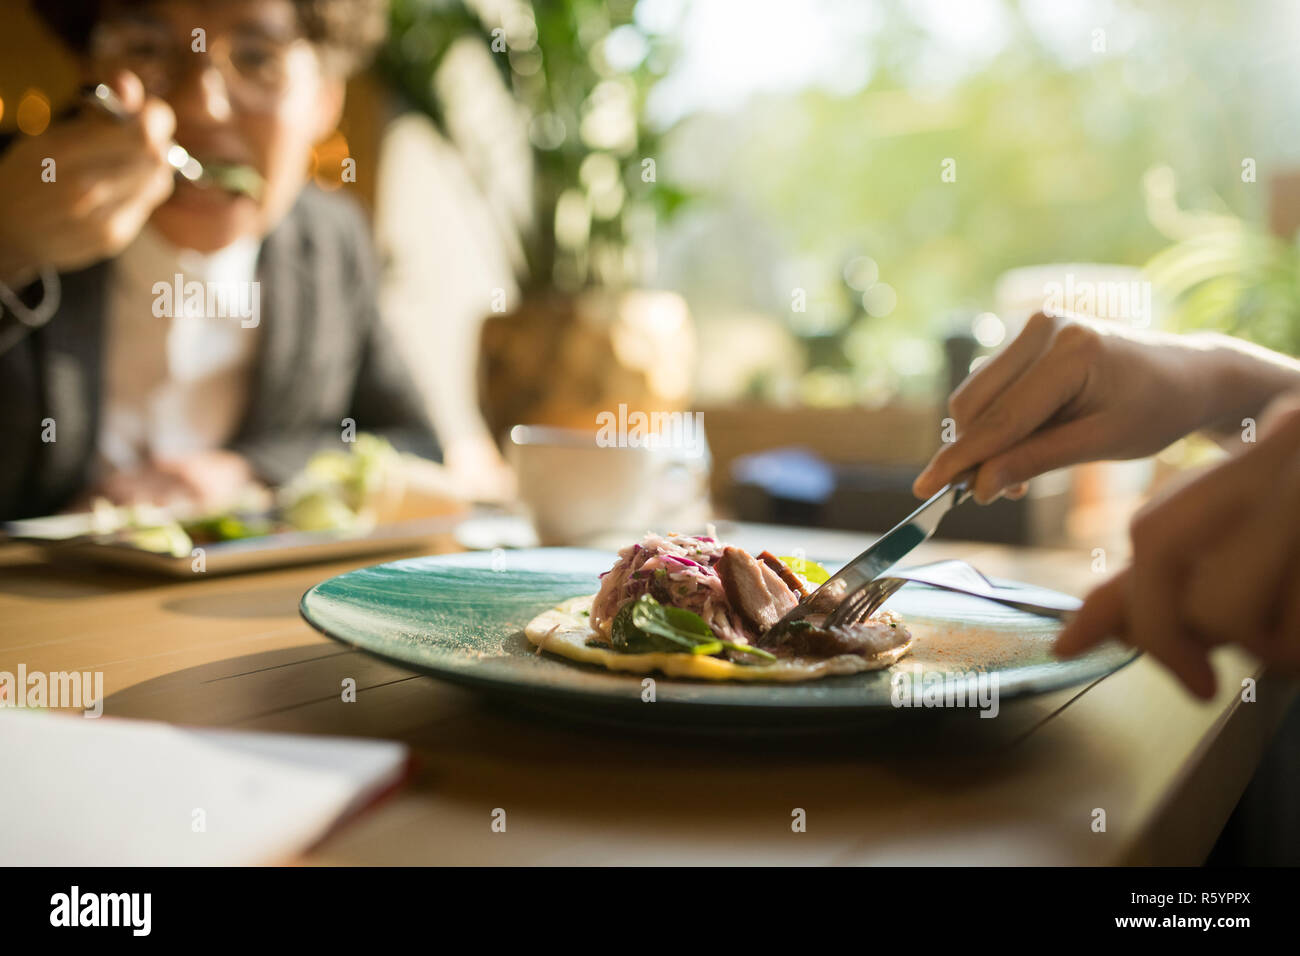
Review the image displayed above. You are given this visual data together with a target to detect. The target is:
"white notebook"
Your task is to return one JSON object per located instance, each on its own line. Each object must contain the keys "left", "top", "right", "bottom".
{"left": 1, "top": 711, "right": 409, "bottom": 865}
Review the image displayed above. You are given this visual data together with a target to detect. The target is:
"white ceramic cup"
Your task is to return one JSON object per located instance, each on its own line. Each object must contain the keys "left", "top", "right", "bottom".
{"left": 507, "top": 424, "right": 710, "bottom": 547}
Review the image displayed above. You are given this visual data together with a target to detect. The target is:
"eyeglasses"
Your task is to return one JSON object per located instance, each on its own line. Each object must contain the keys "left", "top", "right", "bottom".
{"left": 88, "top": 20, "right": 315, "bottom": 112}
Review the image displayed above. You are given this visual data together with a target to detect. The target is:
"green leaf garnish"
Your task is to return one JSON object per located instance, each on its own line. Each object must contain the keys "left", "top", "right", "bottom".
{"left": 723, "top": 640, "right": 776, "bottom": 661}
{"left": 629, "top": 596, "right": 710, "bottom": 652}
{"left": 609, "top": 595, "right": 776, "bottom": 661}
{"left": 690, "top": 640, "right": 724, "bottom": 656}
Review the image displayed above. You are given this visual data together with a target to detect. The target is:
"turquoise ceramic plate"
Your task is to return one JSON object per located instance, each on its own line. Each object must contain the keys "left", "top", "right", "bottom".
{"left": 300, "top": 549, "right": 1136, "bottom": 730}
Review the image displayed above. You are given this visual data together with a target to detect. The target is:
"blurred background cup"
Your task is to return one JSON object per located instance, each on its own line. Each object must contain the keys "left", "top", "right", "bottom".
{"left": 507, "top": 423, "right": 710, "bottom": 547}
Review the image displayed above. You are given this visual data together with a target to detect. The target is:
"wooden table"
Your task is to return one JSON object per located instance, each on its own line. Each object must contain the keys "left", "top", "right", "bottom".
{"left": 1, "top": 522, "right": 1292, "bottom": 865}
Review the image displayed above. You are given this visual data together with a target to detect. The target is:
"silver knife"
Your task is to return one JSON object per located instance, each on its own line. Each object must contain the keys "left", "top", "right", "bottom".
{"left": 771, "top": 477, "right": 973, "bottom": 632}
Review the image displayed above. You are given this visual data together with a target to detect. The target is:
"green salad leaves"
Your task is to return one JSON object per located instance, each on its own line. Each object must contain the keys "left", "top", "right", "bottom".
{"left": 608, "top": 595, "right": 776, "bottom": 662}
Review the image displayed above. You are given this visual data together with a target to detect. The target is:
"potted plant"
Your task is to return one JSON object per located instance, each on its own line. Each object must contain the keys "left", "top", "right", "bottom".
{"left": 379, "top": 0, "right": 694, "bottom": 440}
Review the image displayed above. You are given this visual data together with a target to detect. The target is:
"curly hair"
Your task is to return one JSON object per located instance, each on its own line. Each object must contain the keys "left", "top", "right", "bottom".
{"left": 32, "top": 0, "right": 391, "bottom": 76}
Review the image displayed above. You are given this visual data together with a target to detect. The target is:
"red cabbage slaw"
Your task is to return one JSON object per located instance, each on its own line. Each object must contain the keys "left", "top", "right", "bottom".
{"left": 590, "top": 532, "right": 753, "bottom": 645}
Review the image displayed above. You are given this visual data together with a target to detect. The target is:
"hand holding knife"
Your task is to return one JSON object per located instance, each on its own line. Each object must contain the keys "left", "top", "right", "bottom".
{"left": 771, "top": 473, "right": 1080, "bottom": 632}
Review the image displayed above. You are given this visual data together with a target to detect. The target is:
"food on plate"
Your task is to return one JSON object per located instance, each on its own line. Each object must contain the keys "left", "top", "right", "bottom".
{"left": 79, "top": 435, "right": 412, "bottom": 554}
{"left": 279, "top": 433, "right": 407, "bottom": 531}
{"left": 525, "top": 532, "right": 913, "bottom": 681}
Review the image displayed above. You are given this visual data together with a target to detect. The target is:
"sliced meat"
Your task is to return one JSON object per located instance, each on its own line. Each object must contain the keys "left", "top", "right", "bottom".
{"left": 757, "top": 551, "right": 808, "bottom": 598}
{"left": 768, "top": 610, "right": 911, "bottom": 662}
{"left": 716, "top": 546, "right": 799, "bottom": 635}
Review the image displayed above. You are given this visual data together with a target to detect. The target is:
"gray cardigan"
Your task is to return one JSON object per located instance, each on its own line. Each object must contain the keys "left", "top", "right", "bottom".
{"left": 0, "top": 187, "right": 441, "bottom": 520}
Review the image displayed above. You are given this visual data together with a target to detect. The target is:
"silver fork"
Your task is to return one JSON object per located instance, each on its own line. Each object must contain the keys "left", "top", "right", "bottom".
{"left": 83, "top": 84, "right": 265, "bottom": 199}
{"left": 826, "top": 558, "right": 1081, "bottom": 626}
{"left": 771, "top": 476, "right": 974, "bottom": 636}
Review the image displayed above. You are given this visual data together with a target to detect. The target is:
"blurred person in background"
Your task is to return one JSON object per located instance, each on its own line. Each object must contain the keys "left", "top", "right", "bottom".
{"left": 914, "top": 311, "right": 1300, "bottom": 699}
{"left": 0, "top": 0, "right": 439, "bottom": 520}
